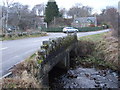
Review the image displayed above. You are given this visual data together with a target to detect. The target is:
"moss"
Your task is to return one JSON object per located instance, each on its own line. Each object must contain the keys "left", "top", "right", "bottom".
{"left": 37, "top": 60, "right": 43, "bottom": 64}
{"left": 30, "top": 53, "right": 36, "bottom": 59}
{"left": 41, "top": 44, "right": 49, "bottom": 50}
{"left": 7, "top": 83, "right": 16, "bottom": 88}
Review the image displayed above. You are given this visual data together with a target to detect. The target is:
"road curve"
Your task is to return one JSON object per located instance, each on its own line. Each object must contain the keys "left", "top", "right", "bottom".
{"left": 0, "top": 29, "right": 109, "bottom": 77}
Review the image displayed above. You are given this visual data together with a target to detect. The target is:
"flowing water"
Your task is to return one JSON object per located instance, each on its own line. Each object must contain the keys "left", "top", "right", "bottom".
{"left": 49, "top": 66, "right": 118, "bottom": 88}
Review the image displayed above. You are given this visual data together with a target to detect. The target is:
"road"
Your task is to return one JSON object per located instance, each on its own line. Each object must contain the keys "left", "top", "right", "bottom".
{"left": 0, "top": 29, "right": 109, "bottom": 77}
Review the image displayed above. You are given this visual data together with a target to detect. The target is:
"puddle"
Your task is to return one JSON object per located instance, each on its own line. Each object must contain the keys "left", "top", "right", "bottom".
{"left": 49, "top": 67, "right": 118, "bottom": 88}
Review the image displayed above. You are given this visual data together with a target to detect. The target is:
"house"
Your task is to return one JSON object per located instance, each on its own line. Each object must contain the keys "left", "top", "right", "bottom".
{"left": 71, "top": 17, "right": 97, "bottom": 28}
{"left": 36, "top": 16, "right": 47, "bottom": 28}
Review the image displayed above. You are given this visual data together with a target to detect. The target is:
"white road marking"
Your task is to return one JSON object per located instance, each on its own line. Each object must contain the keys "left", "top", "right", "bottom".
{"left": 0, "top": 47, "right": 8, "bottom": 51}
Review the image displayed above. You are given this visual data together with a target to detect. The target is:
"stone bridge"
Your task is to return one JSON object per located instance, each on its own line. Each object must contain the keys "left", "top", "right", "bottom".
{"left": 36, "top": 33, "right": 78, "bottom": 87}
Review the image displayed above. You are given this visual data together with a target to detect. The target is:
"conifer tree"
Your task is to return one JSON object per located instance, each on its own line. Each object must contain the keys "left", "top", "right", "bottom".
{"left": 44, "top": 0, "right": 59, "bottom": 26}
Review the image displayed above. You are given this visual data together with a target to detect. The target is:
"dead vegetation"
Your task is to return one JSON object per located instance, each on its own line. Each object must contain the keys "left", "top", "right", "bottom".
{"left": 96, "top": 32, "right": 119, "bottom": 69}
{"left": 1, "top": 54, "right": 42, "bottom": 88}
{"left": 78, "top": 31, "right": 119, "bottom": 70}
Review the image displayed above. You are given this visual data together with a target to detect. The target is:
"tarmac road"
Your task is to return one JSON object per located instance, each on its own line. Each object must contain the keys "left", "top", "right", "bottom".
{"left": 0, "top": 29, "right": 109, "bottom": 77}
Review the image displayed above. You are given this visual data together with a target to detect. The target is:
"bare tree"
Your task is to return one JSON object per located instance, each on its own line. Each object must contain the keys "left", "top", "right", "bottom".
{"left": 7, "top": 2, "right": 37, "bottom": 31}
{"left": 67, "top": 4, "right": 92, "bottom": 18}
{"left": 59, "top": 8, "right": 67, "bottom": 17}
{"left": 105, "top": 7, "right": 119, "bottom": 37}
{"left": 32, "top": 3, "right": 44, "bottom": 16}
{"left": 97, "top": 7, "right": 119, "bottom": 37}
{"left": 2, "top": 0, "right": 14, "bottom": 33}
{"left": 8, "top": 3, "right": 22, "bottom": 28}
{"left": 0, "top": 6, "right": 2, "bottom": 33}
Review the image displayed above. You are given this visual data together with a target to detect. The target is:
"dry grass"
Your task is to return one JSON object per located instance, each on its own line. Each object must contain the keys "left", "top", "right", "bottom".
{"left": 1, "top": 53, "right": 43, "bottom": 88}
{"left": 2, "top": 76, "right": 40, "bottom": 88}
{"left": 79, "top": 31, "right": 119, "bottom": 70}
{"left": 96, "top": 32, "right": 119, "bottom": 68}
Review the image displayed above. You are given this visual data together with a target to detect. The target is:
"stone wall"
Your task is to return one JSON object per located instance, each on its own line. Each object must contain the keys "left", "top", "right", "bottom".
{"left": 35, "top": 33, "right": 78, "bottom": 86}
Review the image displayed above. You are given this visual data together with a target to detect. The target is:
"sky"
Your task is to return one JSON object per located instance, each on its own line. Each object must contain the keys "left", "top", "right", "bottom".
{"left": 1, "top": 0, "right": 119, "bottom": 14}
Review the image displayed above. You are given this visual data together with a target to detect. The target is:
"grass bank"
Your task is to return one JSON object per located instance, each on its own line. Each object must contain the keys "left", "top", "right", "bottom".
{"left": 76, "top": 32, "right": 118, "bottom": 70}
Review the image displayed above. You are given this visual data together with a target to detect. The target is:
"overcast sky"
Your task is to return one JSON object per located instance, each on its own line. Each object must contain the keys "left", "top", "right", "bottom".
{"left": 1, "top": 0, "right": 119, "bottom": 14}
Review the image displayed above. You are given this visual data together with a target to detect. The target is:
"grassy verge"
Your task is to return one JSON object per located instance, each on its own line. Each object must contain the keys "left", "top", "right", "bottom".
{"left": 1, "top": 33, "right": 47, "bottom": 41}
{"left": 79, "top": 32, "right": 107, "bottom": 42}
{"left": 77, "top": 32, "right": 117, "bottom": 70}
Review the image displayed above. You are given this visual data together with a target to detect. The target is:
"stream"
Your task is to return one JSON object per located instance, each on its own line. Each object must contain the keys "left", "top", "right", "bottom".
{"left": 49, "top": 66, "right": 118, "bottom": 88}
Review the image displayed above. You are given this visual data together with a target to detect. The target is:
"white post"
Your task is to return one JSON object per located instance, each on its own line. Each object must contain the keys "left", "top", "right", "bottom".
{"left": 94, "top": 14, "right": 97, "bottom": 26}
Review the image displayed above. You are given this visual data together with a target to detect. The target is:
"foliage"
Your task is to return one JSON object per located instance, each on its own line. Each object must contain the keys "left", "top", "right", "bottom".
{"left": 44, "top": 0, "right": 60, "bottom": 25}
{"left": 37, "top": 60, "right": 43, "bottom": 64}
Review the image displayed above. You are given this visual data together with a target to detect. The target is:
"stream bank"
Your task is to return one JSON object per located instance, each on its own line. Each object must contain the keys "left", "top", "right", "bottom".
{"left": 49, "top": 33, "right": 119, "bottom": 89}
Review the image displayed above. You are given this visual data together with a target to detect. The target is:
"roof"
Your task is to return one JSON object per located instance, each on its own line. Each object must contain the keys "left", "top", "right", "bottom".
{"left": 73, "top": 17, "right": 96, "bottom": 23}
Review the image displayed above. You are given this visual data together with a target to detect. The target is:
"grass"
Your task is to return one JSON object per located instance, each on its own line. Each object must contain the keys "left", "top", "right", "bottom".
{"left": 25, "top": 53, "right": 36, "bottom": 62}
{"left": 1, "top": 33, "right": 47, "bottom": 41}
{"left": 79, "top": 32, "right": 107, "bottom": 42}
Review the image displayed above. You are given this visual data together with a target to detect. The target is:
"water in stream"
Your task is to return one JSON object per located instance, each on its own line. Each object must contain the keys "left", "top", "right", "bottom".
{"left": 49, "top": 66, "right": 118, "bottom": 88}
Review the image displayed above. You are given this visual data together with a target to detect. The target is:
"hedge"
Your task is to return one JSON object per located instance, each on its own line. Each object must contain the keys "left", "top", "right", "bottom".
{"left": 42, "top": 27, "right": 63, "bottom": 32}
{"left": 42, "top": 26, "right": 104, "bottom": 32}
{"left": 77, "top": 27, "right": 104, "bottom": 32}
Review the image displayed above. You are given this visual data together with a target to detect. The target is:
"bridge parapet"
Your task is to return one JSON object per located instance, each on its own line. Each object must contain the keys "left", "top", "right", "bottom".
{"left": 37, "top": 33, "right": 77, "bottom": 60}
{"left": 36, "top": 33, "right": 78, "bottom": 84}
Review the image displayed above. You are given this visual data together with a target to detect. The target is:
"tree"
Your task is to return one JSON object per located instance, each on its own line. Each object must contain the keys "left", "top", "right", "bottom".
{"left": 59, "top": 8, "right": 67, "bottom": 17}
{"left": 7, "top": 2, "right": 37, "bottom": 31}
{"left": 44, "top": 0, "right": 59, "bottom": 26}
{"left": 67, "top": 4, "right": 92, "bottom": 18}
{"left": 97, "top": 7, "right": 119, "bottom": 37}
{"left": 32, "top": 3, "right": 44, "bottom": 16}
{"left": 105, "top": 7, "right": 119, "bottom": 37}
{"left": 2, "top": 0, "right": 14, "bottom": 33}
